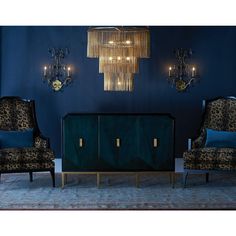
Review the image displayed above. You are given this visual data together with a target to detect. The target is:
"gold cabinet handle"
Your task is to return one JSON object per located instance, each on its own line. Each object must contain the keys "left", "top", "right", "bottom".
{"left": 79, "top": 138, "right": 83, "bottom": 147}
{"left": 116, "top": 138, "right": 121, "bottom": 147}
{"left": 153, "top": 138, "right": 158, "bottom": 148}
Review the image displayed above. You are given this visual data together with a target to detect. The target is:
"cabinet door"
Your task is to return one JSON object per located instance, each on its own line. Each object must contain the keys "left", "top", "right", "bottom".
{"left": 99, "top": 115, "right": 139, "bottom": 171}
{"left": 63, "top": 115, "right": 99, "bottom": 171}
{"left": 139, "top": 116, "right": 174, "bottom": 171}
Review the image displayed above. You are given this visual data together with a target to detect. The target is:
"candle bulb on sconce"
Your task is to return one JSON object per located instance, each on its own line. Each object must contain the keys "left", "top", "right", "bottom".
{"left": 168, "top": 67, "right": 172, "bottom": 77}
{"left": 44, "top": 66, "right": 47, "bottom": 76}
{"left": 67, "top": 67, "right": 71, "bottom": 77}
{"left": 192, "top": 67, "right": 196, "bottom": 77}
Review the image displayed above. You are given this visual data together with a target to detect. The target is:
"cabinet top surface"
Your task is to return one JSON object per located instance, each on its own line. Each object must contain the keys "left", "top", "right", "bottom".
{"left": 63, "top": 113, "right": 175, "bottom": 119}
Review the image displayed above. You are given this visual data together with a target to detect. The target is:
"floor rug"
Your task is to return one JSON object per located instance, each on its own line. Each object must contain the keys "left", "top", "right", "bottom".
{"left": 0, "top": 172, "right": 236, "bottom": 209}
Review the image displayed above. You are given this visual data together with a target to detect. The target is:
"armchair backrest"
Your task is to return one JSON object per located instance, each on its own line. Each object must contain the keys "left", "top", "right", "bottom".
{"left": 203, "top": 97, "right": 236, "bottom": 131}
{"left": 192, "top": 97, "right": 236, "bottom": 148}
{"left": 0, "top": 97, "right": 37, "bottom": 131}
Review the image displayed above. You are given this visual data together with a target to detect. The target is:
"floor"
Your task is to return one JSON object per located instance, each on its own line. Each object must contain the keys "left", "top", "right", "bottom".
{"left": 0, "top": 159, "right": 236, "bottom": 210}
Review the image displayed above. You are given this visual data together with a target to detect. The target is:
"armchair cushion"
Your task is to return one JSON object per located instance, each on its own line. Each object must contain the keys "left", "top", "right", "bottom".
{"left": 0, "top": 129, "right": 34, "bottom": 148}
{"left": 0, "top": 147, "right": 55, "bottom": 171}
{"left": 205, "top": 128, "right": 236, "bottom": 148}
{"left": 183, "top": 147, "right": 236, "bottom": 170}
{"left": 0, "top": 162, "right": 54, "bottom": 172}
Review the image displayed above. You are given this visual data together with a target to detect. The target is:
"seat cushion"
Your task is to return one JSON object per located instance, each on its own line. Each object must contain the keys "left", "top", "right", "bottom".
{"left": 0, "top": 162, "right": 54, "bottom": 172}
{"left": 0, "top": 147, "right": 55, "bottom": 165}
{"left": 183, "top": 147, "right": 236, "bottom": 170}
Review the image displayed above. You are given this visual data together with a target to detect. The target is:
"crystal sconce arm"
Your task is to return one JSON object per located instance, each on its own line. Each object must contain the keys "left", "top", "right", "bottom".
{"left": 43, "top": 47, "right": 73, "bottom": 92}
{"left": 167, "top": 48, "right": 199, "bottom": 92}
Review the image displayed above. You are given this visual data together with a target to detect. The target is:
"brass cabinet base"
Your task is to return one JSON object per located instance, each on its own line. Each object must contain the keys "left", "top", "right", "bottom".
{"left": 61, "top": 172, "right": 175, "bottom": 188}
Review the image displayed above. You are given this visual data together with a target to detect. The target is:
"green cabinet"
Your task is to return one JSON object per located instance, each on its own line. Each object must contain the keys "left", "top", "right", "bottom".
{"left": 99, "top": 115, "right": 139, "bottom": 171}
{"left": 62, "top": 114, "right": 174, "bottom": 172}
{"left": 63, "top": 115, "right": 99, "bottom": 171}
{"left": 139, "top": 116, "right": 174, "bottom": 171}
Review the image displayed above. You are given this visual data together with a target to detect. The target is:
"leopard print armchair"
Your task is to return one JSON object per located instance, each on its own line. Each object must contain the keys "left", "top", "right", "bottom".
{"left": 0, "top": 97, "right": 55, "bottom": 187}
{"left": 183, "top": 97, "right": 236, "bottom": 187}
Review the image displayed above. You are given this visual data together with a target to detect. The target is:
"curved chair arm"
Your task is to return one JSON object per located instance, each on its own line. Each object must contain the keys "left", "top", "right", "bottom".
{"left": 192, "top": 132, "right": 206, "bottom": 149}
{"left": 34, "top": 135, "right": 50, "bottom": 148}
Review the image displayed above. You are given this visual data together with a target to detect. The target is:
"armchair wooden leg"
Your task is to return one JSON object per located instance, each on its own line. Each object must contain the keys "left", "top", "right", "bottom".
{"left": 183, "top": 171, "right": 188, "bottom": 188}
{"left": 50, "top": 169, "right": 55, "bottom": 187}
{"left": 29, "top": 172, "right": 33, "bottom": 182}
{"left": 171, "top": 173, "right": 175, "bottom": 188}
{"left": 206, "top": 173, "right": 209, "bottom": 183}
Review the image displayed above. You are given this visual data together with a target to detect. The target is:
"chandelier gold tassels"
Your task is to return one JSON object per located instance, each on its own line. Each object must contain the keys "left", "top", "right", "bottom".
{"left": 87, "top": 27, "right": 150, "bottom": 91}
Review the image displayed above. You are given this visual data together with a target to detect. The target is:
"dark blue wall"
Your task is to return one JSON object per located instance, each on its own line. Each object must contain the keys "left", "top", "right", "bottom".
{"left": 1, "top": 26, "right": 236, "bottom": 158}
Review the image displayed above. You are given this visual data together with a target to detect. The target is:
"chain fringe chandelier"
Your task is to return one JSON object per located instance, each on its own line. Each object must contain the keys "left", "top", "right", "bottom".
{"left": 87, "top": 27, "right": 150, "bottom": 91}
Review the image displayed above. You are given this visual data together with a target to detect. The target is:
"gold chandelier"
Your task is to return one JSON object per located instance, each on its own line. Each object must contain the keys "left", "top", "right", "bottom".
{"left": 87, "top": 27, "right": 150, "bottom": 91}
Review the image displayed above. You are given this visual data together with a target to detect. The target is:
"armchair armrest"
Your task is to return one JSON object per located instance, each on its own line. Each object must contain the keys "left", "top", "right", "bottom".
{"left": 34, "top": 135, "right": 50, "bottom": 148}
{"left": 188, "top": 129, "right": 206, "bottom": 150}
{"left": 192, "top": 133, "right": 206, "bottom": 149}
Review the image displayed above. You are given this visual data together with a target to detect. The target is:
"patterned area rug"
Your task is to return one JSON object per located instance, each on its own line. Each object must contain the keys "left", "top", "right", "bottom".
{"left": 0, "top": 172, "right": 236, "bottom": 209}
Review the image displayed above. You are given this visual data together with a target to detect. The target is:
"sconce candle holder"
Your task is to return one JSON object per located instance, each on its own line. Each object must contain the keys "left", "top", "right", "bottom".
{"left": 168, "top": 48, "right": 199, "bottom": 92}
{"left": 43, "top": 47, "right": 72, "bottom": 92}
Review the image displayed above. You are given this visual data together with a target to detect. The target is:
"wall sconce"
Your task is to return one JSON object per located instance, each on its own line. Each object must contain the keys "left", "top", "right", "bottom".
{"left": 167, "top": 48, "right": 199, "bottom": 92}
{"left": 43, "top": 48, "right": 73, "bottom": 92}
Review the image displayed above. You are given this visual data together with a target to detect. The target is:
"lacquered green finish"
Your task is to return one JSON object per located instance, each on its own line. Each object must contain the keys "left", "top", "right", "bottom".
{"left": 63, "top": 115, "right": 99, "bottom": 171}
{"left": 62, "top": 114, "right": 174, "bottom": 172}
{"left": 99, "top": 115, "right": 139, "bottom": 171}
{"left": 139, "top": 116, "right": 174, "bottom": 171}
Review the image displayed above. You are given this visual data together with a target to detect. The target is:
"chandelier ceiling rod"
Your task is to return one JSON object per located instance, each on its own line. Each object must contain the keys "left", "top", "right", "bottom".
{"left": 88, "top": 26, "right": 149, "bottom": 32}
